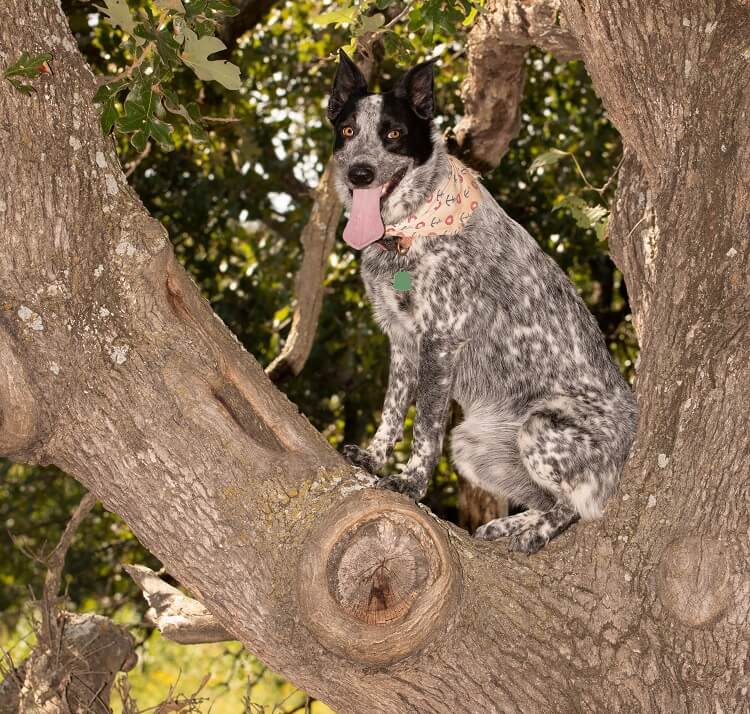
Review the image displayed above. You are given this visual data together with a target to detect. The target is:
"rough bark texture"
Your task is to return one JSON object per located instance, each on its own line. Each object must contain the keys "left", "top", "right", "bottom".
{"left": 1, "top": 2, "right": 749, "bottom": 714}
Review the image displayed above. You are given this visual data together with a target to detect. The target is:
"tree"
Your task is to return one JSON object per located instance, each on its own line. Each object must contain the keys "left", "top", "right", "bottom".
{"left": 1, "top": 0, "right": 747, "bottom": 712}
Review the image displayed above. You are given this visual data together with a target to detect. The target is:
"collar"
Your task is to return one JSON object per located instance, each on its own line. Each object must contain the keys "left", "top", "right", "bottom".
{"left": 377, "top": 156, "right": 482, "bottom": 255}
{"left": 375, "top": 235, "right": 413, "bottom": 254}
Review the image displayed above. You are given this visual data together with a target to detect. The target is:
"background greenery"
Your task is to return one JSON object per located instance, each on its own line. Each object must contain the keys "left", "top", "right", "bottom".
{"left": 1, "top": 0, "right": 636, "bottom": 710}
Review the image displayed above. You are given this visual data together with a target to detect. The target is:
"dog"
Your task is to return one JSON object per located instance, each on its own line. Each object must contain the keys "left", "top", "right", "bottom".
{"left": 328, "top": 50, "right": 637, "bottom": 553}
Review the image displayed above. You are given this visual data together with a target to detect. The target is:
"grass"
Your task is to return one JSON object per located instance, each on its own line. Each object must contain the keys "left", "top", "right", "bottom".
{"left": 1, "top": 609, "right": 335, "bottom": 713}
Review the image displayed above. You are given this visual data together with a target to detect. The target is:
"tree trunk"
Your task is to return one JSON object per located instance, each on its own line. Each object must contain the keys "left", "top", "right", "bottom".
{"left": 0, "top": 2, "right": 747, "bottom": 713}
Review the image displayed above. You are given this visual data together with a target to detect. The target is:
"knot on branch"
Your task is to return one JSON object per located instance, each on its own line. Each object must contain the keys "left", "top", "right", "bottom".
{"left": 298, "top": 490, "right": 461, "bottom": 665}
{"left": 0, "top": 330, "right": 38, "bottom": 458}
{"left": 657, "top": 536, "right": 734, "bottom": 628}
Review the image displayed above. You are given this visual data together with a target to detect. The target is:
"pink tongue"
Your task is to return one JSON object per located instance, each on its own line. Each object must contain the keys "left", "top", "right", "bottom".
{"left": 343, "top": 186, "right": 385, "bottom": 249}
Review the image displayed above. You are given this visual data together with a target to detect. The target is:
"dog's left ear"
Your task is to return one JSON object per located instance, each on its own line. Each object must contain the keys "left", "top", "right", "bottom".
{"left": 395, "top": 59, "right": 437, "bottom": 120}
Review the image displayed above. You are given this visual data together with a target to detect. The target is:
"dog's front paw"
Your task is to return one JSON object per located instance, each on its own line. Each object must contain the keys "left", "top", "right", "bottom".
{"left": 507, "top": 526, "right": 548, "bottom": 555}
{"left": 376, "top": 472, "right": 428, "bottom": 501}
{"left": 342, "top": 444, "right": 379, "bottom": 473}
{"left": 474, "top": 521, "right": 505, "bottom": 540}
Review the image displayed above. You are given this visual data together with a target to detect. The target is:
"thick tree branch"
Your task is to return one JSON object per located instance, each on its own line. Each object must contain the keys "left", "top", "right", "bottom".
{"left": 265, "top": 163, "right": 342, "bottom": 381}
{"left": 450, "top": 0, "right": 579, "bottom": 170}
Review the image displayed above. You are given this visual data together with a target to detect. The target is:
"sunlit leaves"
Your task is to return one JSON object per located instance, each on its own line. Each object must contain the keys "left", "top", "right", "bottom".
{"left": 3, "top": 51, "right": 53, "bottom": 94}
{"left": 530, "top": 146, "right": 611, "bottom": 242}
{"left": 93, "top": 0, "right": 242, "bottom": 149}
{"left": 555, "top": 195, "right": 609, "bottom": 241}
{"left": 311, "top": 4, "right": 359, "bottom": 26}
{"left": 356, "top": 12, "right": 385, "bottom": 35}
{"left": 93, "top": 76, "right": 130, "bottom": 133}
{"left": 96, "top": 0, "right": 144, "bottom": 44}
{"left": 181, "top": 29, "right": 242, "bottom": 90}
{"left": 155, "top": 0, "right": 186, "bottom": 12}
{"left": 528, "top": 148, "right": 569, "bottom": 174}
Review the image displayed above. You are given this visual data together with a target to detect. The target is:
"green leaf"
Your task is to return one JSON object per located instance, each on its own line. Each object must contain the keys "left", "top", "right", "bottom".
{"left": 462, "top": 6, "right": 478, "bottom": 26}
{"left": 93, "top": 76, "right": 130, "bottom": 104}
{"left": 555, "top": 195, "right": 609, "bottom": 233}
{"left": 207, "top": 0, "right": 240, "bottom": 16}
{"left": 3, "top": 51, "right": 53, "bottom": 79}
{"left": 162, "top": 95, "right": 209, "bottom": 142}
{"left": 383, "top": 32, "right": 410, "bottom": 61}
{"left": 311, "top": 5, "right": 358, "bottom": 26}
{"left": 148, "top": 116, "right": 175, "bottom": 149}
{"left": 528, "top": 148, "right": 569, "bottom": 174}
{"left": 188, "top": 122, "right": 209, "bottom": 142}
{"left": 180, "top": 28, "right": 242, "bottom": 90}
{"left": 100, "top": 100, "right": 119, "bottom": 134}
{"left": 6, "top": 78, "right": 34, "bottom": 95}
{"left": 3, "top": 51, "right": 53, "bottom": 93}
{"left": 96, "top": 0, "right": 146, "bottom": 45}
{"left": 356, "top": 13, "right": 385, "bottom": 35}
{"left": 130, "top": 128, "right": 149, "bottom": 152}
{"left": 154, "top": 0, "right": 185, "bottom": 12}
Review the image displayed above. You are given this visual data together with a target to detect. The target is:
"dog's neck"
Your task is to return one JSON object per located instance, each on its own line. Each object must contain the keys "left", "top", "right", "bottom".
{"left": 380, "top": 135, "right": 451, "bottom": 226}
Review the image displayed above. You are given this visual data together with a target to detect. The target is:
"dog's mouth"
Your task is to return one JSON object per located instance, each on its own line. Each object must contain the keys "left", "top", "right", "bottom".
{"left": 379, "top": 166, "right": 407, "bottom": 203}
{"left": 342, "top": 166, "right": 409, "bottom": 250}
{"left": 346, "top": 166, "right": 408, "bottom": 202}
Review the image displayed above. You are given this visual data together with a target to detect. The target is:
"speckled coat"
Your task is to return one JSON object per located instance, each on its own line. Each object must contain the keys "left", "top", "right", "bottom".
{"left": 330, "top": 57, "right": 637, "bottom": 553}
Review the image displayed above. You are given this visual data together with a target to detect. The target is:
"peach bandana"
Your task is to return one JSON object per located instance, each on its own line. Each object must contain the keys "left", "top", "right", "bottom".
{"left": 384, "top": 156, "right": 482, "bottom": 249}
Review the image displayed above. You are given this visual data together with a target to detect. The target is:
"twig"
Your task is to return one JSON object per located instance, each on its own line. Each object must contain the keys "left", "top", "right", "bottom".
{"left": 40, "top": 491, "right": 97, "bottom": 649}
{"left": 125, "top": 142, "right": 152, "bottom": 178}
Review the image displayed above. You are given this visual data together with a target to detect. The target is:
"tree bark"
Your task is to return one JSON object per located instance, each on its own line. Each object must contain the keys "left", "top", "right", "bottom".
{"left": 1, "top": 2, "right": 748, "bottom": 714}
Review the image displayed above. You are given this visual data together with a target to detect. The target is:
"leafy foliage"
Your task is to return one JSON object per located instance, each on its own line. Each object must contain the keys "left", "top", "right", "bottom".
{"left": 92, "top": 0, "right": 241, "bottom": 150}
{"left": 2, "top": 51, "right": 53, "bottom": 94}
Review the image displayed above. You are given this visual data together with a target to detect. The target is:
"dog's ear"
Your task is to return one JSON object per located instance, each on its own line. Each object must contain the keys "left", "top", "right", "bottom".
{"left": 327, "top": 49, "right": 368, "bottom": 123}
{"left": 395, "top": 59, "right": 436, "bottom": 120}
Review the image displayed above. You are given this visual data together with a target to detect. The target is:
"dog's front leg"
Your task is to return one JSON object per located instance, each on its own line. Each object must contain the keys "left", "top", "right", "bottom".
{"left": 343, "top": 334, "right": 417, "bottom": 474}
{"left": 377, "top": 334, "right": 457, "bottom": 501}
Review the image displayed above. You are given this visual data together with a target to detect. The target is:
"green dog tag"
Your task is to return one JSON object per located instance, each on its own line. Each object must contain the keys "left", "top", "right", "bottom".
{"left": 393, "top": 271, "right": 412, "bottom": 291}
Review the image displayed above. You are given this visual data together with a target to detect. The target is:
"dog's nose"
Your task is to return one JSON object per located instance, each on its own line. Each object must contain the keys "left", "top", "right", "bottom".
{"left": 348, "top": 164, "right": 375, "bottom": 187}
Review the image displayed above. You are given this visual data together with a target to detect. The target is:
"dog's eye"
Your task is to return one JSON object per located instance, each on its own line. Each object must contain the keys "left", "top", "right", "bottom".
{"left": 386, "top": 129, "right": 401, "bottom": 140}
{"left": 341, "top": 126, "right": 354, "bottom": 138}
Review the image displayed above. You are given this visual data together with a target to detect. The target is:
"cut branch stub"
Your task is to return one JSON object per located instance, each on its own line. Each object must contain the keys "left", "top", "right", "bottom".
{"left": 298, "top": 489, "right": 462, "bottom": 665}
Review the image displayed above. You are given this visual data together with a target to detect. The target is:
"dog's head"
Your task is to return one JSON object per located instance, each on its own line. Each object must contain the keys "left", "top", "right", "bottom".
{"left": 327, "top": 50, "right": 440, "bottom": 248}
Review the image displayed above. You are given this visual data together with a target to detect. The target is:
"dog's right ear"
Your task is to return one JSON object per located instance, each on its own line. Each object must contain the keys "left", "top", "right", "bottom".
{"left": 327, "top": 49, "right": 368, "bottom": 123}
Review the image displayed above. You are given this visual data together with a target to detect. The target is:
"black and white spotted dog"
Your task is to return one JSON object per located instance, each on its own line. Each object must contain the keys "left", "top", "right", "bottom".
{"left": 329, "top": 51, "right": 637, "bottom": 553}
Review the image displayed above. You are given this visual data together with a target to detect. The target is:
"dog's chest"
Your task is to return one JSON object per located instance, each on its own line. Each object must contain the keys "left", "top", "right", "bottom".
{"left": 361, "top": 258, "right": 421, "bottom": 337}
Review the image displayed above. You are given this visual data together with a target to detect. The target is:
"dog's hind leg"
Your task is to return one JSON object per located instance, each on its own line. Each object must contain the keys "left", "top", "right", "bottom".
{"left": 476, "top": 391, "right": 635, "bottom": 554}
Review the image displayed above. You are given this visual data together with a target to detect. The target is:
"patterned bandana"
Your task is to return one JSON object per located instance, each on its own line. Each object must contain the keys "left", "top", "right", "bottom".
{"left": 380, "top": 156, "right": 482, "bottom": 253}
